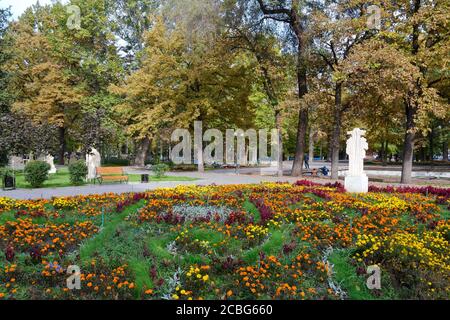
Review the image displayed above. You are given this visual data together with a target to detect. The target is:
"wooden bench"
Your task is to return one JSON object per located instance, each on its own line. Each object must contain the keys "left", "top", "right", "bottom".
{"left": 303, "top": 169, "right": 319, "bottom": 177}
{"left": 96, "top": 167, "right": 129, "bottom": 184}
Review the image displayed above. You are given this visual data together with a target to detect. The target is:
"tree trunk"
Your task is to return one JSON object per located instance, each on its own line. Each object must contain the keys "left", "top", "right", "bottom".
{"left": 331, "top": 83, "right": 342, "bottom": 180}
{"left": 421, "top": 147, "right": 426, "bottom": 162}
{"left": 292, "top": 109, "right": 308, "bottom": 176}
{"left": 134, "top": 137, "right": 150, "bottom": 167}
{"left": 291, "top": 52, "right": 308, "bottom": 176}
{"left": 58, "top": 126, "right": 66, "bottom": 165}
{"left": 327, "top": 136, "right": 333, "bottom": 162}
{"left": 309, "top": 127, "right": 315, "bottom": 168}
{"left": 428, "top": 128, "right": 434, "bottom": 162}
{"left": 401, "top": 105, "right": 416, "bottom": 184}
{"left": 0, "top": 151, "right": 8, "bottom": 166}
{"left": 275, "top": 110, "right": 283, "bottom": 176}
{"left": 401, "top": 0, "right": 421, "bottom": 184}
{"left": 443, "top": 140, "right": 449, "bottom": 162}
{"left": 381, "top": 141, "right": 388, "bottom": 166}
{"left": 256, "top": 0, "right": 308, "bottom": 177}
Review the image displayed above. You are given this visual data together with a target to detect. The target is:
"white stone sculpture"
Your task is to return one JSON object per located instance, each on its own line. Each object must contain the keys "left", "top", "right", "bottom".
{"left": 345, "top": 128, "right": 369, "bottom": 193}
{"left": 9, "top": 156, "right": 25, "bottom": 171}
{"left": 45, "top": 155, "right": 57, "bottom": 174}
{"left": 86, "top": 148, "right": 101, "bottom": 180}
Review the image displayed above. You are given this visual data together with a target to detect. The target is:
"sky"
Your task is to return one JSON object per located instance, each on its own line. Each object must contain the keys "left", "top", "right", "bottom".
{"left": 0, "top": 0, "right": 65, "bottom": 19}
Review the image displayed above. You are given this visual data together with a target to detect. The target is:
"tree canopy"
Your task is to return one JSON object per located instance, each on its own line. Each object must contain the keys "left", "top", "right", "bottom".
{"left": 0, "top": 0, "right": 448, "bottom": 182}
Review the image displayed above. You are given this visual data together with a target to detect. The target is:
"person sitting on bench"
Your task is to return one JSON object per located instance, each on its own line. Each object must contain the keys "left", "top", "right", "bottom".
{"left": 319, "top": 166, "right": 329, "bottom": 176}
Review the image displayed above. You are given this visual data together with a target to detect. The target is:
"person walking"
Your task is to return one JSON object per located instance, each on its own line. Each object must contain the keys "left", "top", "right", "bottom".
{"left": 304, "top": 154, "right": 310, "bottom": 170}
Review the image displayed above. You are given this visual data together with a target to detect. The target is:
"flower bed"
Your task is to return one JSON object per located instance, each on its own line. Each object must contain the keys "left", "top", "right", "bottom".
{"left": 0, "top": 182, "right": 449, "bottom": 300}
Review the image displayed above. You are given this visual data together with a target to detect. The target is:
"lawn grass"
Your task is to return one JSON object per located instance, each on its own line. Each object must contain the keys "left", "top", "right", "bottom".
{"left": 328, "top": 250, "right": 398, "bottom": 300}
{"left": 79, "top": 201, "right": 147, "bottom": 264}
{"left": 439, "top": 205, "right": 450, "bottom": 219}
{"left": 0, "top": 211, "right": 15, "bottom": 225}
{"left": 15, "top": 167, "right": 77, "bottom": 188}
{"left": 243, "top": 229, "right": 285, "bottom": 264}
{"left": 243, "top": 200, "right": 261, "bottom": 223}
{"left": 12, "top": 167, "right": 198, "bottom": 189}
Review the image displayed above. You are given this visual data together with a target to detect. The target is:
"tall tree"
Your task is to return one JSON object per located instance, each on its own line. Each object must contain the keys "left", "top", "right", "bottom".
{"left": 164, "top": 0, "right": 255, "bottom": 172}
{"left": 107, "top": 0, "right": 159, "bottom": 71}
{"left": 256, "top": 0, "right": 310, "bottom": 176}
{"left": 0, "top": 7, "right": 12, "bottom": 165}
{"left": 111, "top": 16, "right": 254, "bottom": 168}
{"left": 342, "top": 39, "right": 446, "bottom": 180}
{"left": 309, "top": 0, "right": 376, "bottom": 179}
{"left": 110, "top": 19, "right": 186, "bottom": 166}
{"left": 5, "top": 8, "right": 83, "bottom": 163}
{"left": 224, "top": 0, "right": 292, "bottom": 176}
{"left": 382, "top": 0, "right": 449, "bottom": 183}
{"left": 6, "top": 1, "right": 124, "bottom": 164}
{"left": 0, "top": 7, "right": 12, "bottom": 114}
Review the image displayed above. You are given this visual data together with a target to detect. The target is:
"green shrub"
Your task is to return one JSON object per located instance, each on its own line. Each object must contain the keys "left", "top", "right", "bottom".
{"left": 172, "top": 164, "right": 197, "bottom": 172}
{"left": 24, "top": 161, "right": 50, "bottom": 188}
{"left": 104, "top": 158, "right": 130, "bottom": 167}
{"left": 0, "top": 167, "right": 14, "bottom": 179}
{"left": 152, "top": 163, "right": 169, "bottom": 178}
{"left": 69, "top": 160, "right": 88, "bottom": 185}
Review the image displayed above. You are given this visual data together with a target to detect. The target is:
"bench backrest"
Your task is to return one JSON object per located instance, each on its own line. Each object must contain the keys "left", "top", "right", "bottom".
{"left": 96, "top": 167, "right": 125, "bottom": 176}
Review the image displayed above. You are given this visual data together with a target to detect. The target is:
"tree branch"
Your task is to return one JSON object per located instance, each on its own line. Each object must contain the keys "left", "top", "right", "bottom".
{"left": 316, "top": 51, "right": 335, "bottom": 71}
{"left": 256, "top": 0, "right": 291, "bottom": 16}
{"left": 330, "top": 41, "right": 339, "bottom": 65}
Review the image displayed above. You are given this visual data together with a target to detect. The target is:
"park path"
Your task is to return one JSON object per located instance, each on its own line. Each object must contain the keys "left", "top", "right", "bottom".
{"left": 1, "top": 161, "right": 448, "bottom": 200}
{"left": 0, "top": 170, "right": 301, "bottom": 200}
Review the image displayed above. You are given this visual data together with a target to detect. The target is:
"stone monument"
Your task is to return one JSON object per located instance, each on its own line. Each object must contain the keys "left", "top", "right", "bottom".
{"left": 345, "top": 128, "right": 369, "bottom": 193}
{"left": 9, "top": 156, "right": 25, "bottom": 171}
{"left": 86, "top": 148, "right": 101, "bottom": 181}
{"left": 45, "top": 155, "right": 57, "bottom": 174}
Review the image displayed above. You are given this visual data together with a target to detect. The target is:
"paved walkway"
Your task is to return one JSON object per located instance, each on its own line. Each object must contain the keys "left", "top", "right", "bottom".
{"left": 1, "top": 162, "right": 448, "bottom": 200}
{"left": 0, "top": 171, "right": 301, "bottom": 200}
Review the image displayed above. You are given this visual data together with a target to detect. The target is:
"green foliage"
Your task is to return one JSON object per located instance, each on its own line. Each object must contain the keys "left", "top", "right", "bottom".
{"left": 103, "top": 158, "right": 130, "bottom": 167}
{"left": 1, "top": 0, "right": 448, "bottom": 179}
{"left": 152, "top": 163, "right": 169, "bottom": 178}
{"left": 243, "top": 230, "right": 285, "bottom": 264}
{"left": 0, "top": 167, "right": 14, "bottom": 178}
{"left": 0, "top": 8, "right": 12, "bottom": 113}
{"left": 243, "top": 200, "right": 261, "bottom": 223}
{"left": 329, "top": 250, "right": 398, "bottom": 300}
{"left": 80, "top": 202, "right": 146, "bottom": 264}
{"left": 68, "top": 160, "right": 88, "bottom": 185}
{"left": 24, "top": 161, "right": 50, "bottom": 188}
